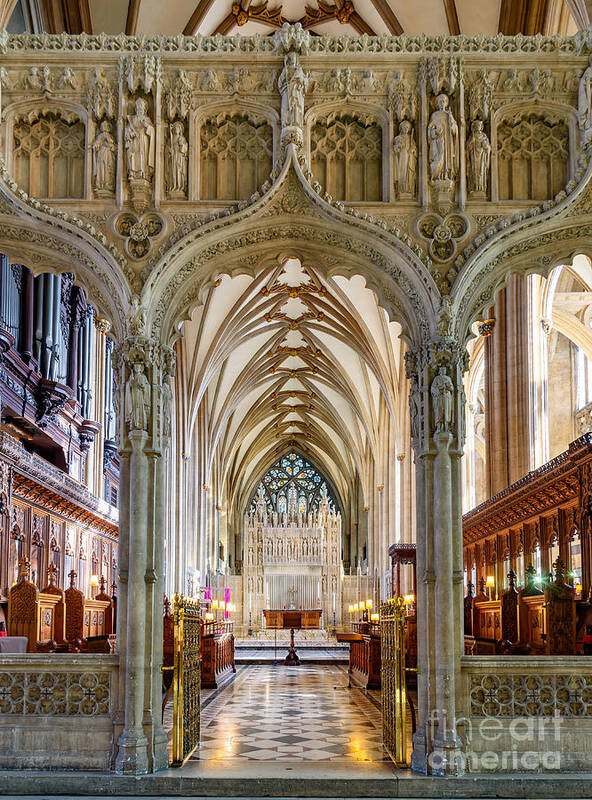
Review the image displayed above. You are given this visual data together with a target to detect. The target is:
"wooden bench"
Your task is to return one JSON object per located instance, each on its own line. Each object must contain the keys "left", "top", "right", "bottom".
{"left": 201, "top": 621, "right": 235, "bottom": 689}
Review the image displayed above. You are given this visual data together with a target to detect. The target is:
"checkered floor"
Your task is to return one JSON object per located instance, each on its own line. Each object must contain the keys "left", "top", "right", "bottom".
{"left": 191, "top": 663, "right": 386, "bottom": 762}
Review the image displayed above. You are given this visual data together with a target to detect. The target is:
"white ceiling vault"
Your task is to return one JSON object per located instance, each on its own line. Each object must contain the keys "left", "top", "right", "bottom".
{"left": 176, "top": 258, "right": 406, "bottom": 517}
{"left": 4, "top": 0, "right": 577, "bottom": 37}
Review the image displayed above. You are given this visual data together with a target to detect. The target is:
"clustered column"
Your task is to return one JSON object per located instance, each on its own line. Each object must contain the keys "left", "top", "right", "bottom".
{"left": 406, "top": 316, "right": 467, "bottom": 776}
{"left": 484, "top": 273, "right": 532, "bottom": 495}
{"left": 113, "top": 330, "right": 174, "bottom": 775}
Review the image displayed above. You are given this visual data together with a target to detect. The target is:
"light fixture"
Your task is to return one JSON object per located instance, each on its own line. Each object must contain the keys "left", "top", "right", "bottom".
{"left": 353, "top": 603, "right": 358, "bottom": 612}
{"left": 348, "top": 604, "right": 354, "bottom": 614}
{"left": 486, "top": 576, "right": 495, "bottom": 588}
{"left": 212, "top": 599, "right": 219, "bottom": 609}
{"left": 359, "top": 600, "right": 365, "bottom": 610}
{"left": 370, "top": 613, "right": 379, "bottom": 622}
{"left": 403, "top": 593, "right": 415, "bottom": 605}
{"left": 366, "top": 599, "right": 373, "bottom": 609}
{"left": 90, "top": 575, "right": 99, "bottom": 587}
{"left": 205, "top": 612, "right": 214, "bottom": 621}
{"left": 576, "top": 583, "right": 583, "bottom": 595}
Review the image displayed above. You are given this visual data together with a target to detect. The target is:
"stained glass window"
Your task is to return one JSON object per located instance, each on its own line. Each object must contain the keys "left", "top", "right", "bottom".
{"left": 249, "top": 452, "right": 338, "bottom": 516}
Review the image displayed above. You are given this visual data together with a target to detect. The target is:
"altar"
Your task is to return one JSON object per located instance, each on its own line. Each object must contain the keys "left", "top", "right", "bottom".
{"left": 263, "top": 609, "right": 322, "bottom": 629}
{"left": 243, "top": 484, "right": 342, "bottom": 629}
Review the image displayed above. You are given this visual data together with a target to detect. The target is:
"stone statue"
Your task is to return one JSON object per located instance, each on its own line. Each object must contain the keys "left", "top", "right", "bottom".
{"left": 161, "top": 381, "right": 172, "bottom": 440}
{"left": 466, "top": 120, "right": 491, "bottom": 195}
{"left": 409, "top": 384, "right": 421, "bottom": 440}
{"left": 579, "top": 56, "right": 592, "bottom": 136}
{"left": 427, "top": 93, "right": 458, "bottom": 184}
{"left": 278, "top": 52, "right": 309, "bottom": 129}
{"left": 393, "top": 120, "right": 417, "bottom": 197}
{"left": 167, "top": 121, "right": 188, "bottom": 195}
{"left": 125, "top": 362, "right": 151, "bottom": 432}
{"left": 430, "top": 366, "right": 454, "bottom": 434}
{"left": 92, "top": 120, "right": 115, "bottom": 192}
{"left": 200, "top": 68, "right": 220, "bottom": 92}
{"left": 124, "top": 98, "right": 155, "bottom": 181}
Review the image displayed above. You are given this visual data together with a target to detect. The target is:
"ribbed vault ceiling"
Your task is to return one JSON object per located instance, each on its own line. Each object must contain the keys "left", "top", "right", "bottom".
{"left": 178, "top": 258, "right": 405, "bottom": 515}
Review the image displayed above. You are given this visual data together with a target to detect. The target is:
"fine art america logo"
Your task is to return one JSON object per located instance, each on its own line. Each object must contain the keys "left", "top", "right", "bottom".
{"left": 425, "top": 711, "right": 563, "bottom": 773}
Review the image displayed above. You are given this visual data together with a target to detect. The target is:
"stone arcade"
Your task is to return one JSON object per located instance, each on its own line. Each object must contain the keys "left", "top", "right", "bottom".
{"left": 1, "top": 1, "right": 592, "bottom": 786}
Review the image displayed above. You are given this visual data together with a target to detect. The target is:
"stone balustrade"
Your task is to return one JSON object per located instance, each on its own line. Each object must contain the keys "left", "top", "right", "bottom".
{"left": 0, "top": 653, "right": 118, "bottom": 769}
{"left": 461, "top": 655, "right": 592, "bottom": 771}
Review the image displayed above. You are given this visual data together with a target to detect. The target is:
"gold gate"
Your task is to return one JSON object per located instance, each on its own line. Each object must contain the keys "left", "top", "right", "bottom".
{"left": 381, "top": 597, "right": 407, "bottom": 767}
{"left": 171, "top": 594, "right": 201, "bottom": 766}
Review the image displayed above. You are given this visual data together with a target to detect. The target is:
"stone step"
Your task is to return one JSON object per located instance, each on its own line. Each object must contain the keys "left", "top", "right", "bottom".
{"left": 1, "top": 771, "right": 592, "bottom": 798}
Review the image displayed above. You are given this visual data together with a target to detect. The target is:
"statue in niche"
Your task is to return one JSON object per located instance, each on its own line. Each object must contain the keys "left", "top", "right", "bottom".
{"left": 393, "top": 120, "right": 417, "bottom": 198}
{"left": 124, "top": 98, "right": 155, "bottom": 181}
{"left": 427, "top": 93, "right": 458, "bottom": 185}
{"left": 92, "top": 120, "right": 116, "bottom": 193}
{"left": 579, "top": 56, "right": 592, "bottom": 137}
{"left": 278, "top": 51, "right": 309, "bottom": 129}
{"left": 161, "top": 381, "right": 172, "bottom": 441}
{"left": 409, "top": 383, "right": 421, "bottom": 441}
{"left": 430, "top": 366, "right": 454, "bottom": 434}
{"left": 125, "top": 362, "right": 151, "bottom": 432}
{"left": 166, "top": 121, "right": 188, "bottom": 196}
{"left": 466, "top": 119, "right": 491, "bottom": 196}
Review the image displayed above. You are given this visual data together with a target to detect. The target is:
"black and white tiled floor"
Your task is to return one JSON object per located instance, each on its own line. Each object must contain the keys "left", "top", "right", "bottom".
{"left": 191, "top": 663, "right": 386, "bottom": 762}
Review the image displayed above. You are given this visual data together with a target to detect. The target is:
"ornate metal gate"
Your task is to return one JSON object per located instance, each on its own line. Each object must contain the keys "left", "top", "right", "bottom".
{"left": 171, "top": 594, "right": 201, "bottom": 766}
{"left": 381, "top": 597, "right": 407, "bottom": 767}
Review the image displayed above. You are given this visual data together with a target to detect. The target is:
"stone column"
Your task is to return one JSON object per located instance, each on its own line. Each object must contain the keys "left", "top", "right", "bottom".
{"left": 406, "top": 317, "right": 467, "bottom": 776}
{"left": 484, "top": 274, "right": 532, "bottom": 496}
{"left": 113, "top": 332, "right": 175, "bottom": 774}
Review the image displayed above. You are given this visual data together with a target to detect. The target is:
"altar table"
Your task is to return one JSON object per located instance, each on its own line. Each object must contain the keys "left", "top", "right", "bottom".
{"left": 262, "top": 609, "right": 322, "bottom": 629}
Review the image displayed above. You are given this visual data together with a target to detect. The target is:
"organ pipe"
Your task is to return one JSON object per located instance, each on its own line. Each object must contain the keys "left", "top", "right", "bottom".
{"left": 0, "top": 255, "right": 21, "bottom": 341}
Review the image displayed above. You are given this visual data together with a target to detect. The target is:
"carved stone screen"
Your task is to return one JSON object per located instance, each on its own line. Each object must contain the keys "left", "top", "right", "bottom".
{"left": 310, "top": 115, "right": 382, "bottom": 202}
{"left": 13, "top": 114, "right": 85, "bottom": 199}
{"left": 199, "top": 114, "right": 273, "bottom": 201}
{"left": 497, "top": 114, "right": 568, "bottom": 202}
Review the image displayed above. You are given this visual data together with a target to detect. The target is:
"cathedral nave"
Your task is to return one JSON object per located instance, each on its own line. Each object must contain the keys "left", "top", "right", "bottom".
{"left": 4, "top": 0, "right": 592, "bottom": 791}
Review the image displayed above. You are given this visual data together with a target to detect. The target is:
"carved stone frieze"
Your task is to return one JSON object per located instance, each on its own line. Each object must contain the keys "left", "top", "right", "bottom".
{"left": 0, "top": 668, "right": 111, "bottom": 715}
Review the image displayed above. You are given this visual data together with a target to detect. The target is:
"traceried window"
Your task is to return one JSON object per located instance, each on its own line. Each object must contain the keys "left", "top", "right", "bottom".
{"left": 249, "top": 452, "right": 338, "bottom": 516}
{"left": 13, "top": 113, "right": 85, "bottom": 199}
{"left": 310, "top": 114, "right": 382, "bottom": 202}
{"left": 497, "top": 114, "right": 568, "bottom": 202}
{"left": 200, "top": 114, "right": 273, "bottom": 201}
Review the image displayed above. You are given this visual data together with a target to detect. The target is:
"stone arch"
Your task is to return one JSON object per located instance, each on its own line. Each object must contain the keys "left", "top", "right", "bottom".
{"left": 0, "top": 167, "right": 131, "bottom": 342}
{"left": 144, "top": 146, "right": 439, "bottom": 350}
{"left": 452, "top": 163, "right": 592, "bottom": 344}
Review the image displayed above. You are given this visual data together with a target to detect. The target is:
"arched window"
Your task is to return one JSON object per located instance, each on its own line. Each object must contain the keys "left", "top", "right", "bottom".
{"left": 249, "top": 451, "right": 338, "bottom": 516}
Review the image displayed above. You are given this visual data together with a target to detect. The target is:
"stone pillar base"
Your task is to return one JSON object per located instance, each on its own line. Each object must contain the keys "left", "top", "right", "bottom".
{"left": 114, "top": 731, "right": 150, "bottom": 775}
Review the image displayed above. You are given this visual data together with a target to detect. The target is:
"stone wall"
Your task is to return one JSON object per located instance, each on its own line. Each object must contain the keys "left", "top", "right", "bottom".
{"left": 461, "top": 655, "right": 592, "bottom": 772}
{"left": 0, "top": 653, "right": 118, "bottom": 770}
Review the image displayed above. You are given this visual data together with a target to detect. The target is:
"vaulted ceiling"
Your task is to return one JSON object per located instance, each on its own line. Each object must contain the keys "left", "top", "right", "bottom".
{"left": 3, "top": 0, "right": 578, "bottom": 37}
{"left": 177, "top": 258, "right": 406, "bottom": 515}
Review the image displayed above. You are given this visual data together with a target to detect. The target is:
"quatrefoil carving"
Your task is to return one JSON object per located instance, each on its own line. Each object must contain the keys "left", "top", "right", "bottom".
{"left": 114, "top": 212, "right": 164, "bottom": 260}
{"left": 416, "top": 212, "right": 470, "bottom": 263}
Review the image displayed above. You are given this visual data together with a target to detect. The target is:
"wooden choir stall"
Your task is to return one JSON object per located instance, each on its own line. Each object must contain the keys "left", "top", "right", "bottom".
{"left": 5, "top": 558, "right": 114, "bottom": 652}
{"left": 463, "top": 434, "right": 592, "bottom": 656}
